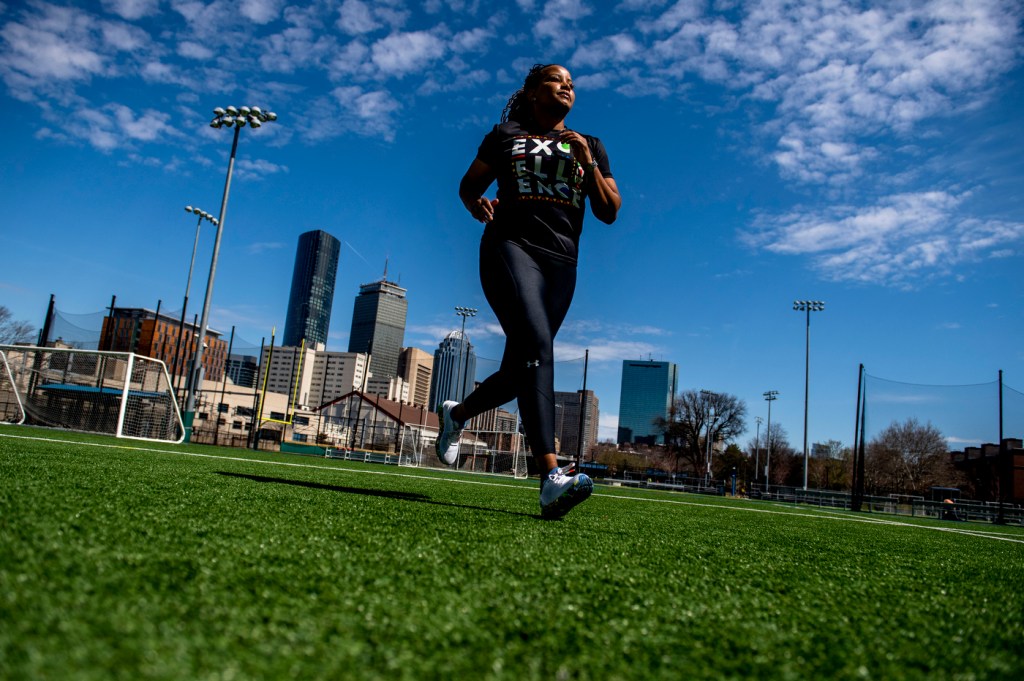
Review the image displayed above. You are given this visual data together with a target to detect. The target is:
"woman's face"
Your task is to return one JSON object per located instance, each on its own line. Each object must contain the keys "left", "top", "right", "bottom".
{"left": 530, "top": 65, "right": 575, "bottom": 116}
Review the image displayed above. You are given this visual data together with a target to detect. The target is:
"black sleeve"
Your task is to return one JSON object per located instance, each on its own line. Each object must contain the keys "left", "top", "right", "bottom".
{"left": 476, "top": 124, "right": 502, "bottom": 168}
{"left": 586, "top": 135, "right": 613, "bottom": 179}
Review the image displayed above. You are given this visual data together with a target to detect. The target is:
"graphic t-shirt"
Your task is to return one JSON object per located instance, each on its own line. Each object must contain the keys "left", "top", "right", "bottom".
{"left": 476, "top": 120, "right": 613, "bottom": 263}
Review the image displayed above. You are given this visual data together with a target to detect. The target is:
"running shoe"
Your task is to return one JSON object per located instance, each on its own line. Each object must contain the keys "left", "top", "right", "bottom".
{"left": 540, "top": 464, "right": 593, "bottom": 519}
{"left": 435, "top": 400, "right": 463, "bottom": 465}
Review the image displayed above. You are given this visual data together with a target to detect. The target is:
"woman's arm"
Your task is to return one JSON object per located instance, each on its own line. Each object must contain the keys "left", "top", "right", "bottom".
{"left": 559, "top": 130, "right": 621, "bottom": 225}
{"left": 459, "top": 158, "right": 498, "bottom": 223}
{"left": 586, "top": 171, "right": 621, "bottom": 225}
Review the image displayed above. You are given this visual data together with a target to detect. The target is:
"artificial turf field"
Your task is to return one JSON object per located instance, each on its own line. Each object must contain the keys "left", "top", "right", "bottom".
{"left": 1, "top": 426, "right": 1023, "bottom": 680}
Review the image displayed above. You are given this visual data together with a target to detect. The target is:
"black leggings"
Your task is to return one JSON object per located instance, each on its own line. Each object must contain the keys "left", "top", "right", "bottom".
{"left": 459, "top": 238, "right": 576, "bottom": 455}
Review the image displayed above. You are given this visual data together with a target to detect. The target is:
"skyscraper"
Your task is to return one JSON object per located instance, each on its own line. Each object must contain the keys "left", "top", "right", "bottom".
{"left": 348, "top": 272, "right": 407, "bottom": 381}
{"left": 554, "top": 389, "right": 600, "bottom": 459}
{"left": 428, "top": 330, "right": 476, "bottom": 411}
{"left": 618, "top": 359, "right": 678, "bottom": 445}
{"left": 283, "top": 230, "right": 341, "bottom": 348}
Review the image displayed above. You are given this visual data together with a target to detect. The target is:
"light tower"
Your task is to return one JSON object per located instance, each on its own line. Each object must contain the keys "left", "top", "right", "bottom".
{"left": 793, "top": 299, "right": 825, "bottom": 490}
{"left": 763, "top": 390, "right": 778, "bottom": 494}
{"left": 183, "top": 105, "right": 277, "bottom": 442}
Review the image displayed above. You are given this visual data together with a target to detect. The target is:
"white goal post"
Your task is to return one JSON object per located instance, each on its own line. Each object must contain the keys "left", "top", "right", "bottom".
{"left": 0, "top": 344, "right": 185, "bottom": 443}
{"left": 397, "top": 422, "right": 529, "bottom": 479}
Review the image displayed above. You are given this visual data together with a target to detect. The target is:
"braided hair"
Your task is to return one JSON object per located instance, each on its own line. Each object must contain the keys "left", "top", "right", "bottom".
{"left": 501, "top": 63, "right": 555, "bottom": 124}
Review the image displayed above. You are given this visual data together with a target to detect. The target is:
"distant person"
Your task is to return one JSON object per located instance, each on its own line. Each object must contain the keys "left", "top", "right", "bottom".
{"left": 436, "top": 63, "right": 621, "bottom": 519}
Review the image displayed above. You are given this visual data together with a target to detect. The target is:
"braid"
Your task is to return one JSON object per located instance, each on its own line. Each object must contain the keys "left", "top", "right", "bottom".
{"left": 501, "top": 63, "right": 553, "bottom": 123}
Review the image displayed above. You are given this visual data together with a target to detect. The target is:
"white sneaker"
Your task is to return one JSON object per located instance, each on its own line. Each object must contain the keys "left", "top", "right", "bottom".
{"left": 540, "top": 464, "right": 593, "bottom": 519}
{"left": 435, "top": 400, "right": 463, "bottom": 465}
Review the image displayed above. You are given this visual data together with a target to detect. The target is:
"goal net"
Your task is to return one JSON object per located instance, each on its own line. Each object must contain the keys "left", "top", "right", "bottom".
{"left": 0, "top": 344, "right": 184, "bottom": 443}
{"left": 397, "top": 420, "right": 530, "bottom": 479}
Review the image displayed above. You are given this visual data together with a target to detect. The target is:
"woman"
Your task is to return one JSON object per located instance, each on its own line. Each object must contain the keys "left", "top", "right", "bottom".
{"left": 437, "top": 63, "right": 621, "bottom": 519}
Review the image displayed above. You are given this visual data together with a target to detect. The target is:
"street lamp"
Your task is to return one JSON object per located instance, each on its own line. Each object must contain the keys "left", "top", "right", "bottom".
{"left": 173, "top": 206, "right": 218, "bottom": 401}
{"left": 454, "top": 306, "right": 477, "bottom": 402}
{"left": 763, "top": 390, "right": 778, "bottom": 495}
{"left": 183, "top": 105, "right": 277, "bottom": 441}
{"left": 793, "top": 299, "right": 825, "bottom": 490}
{"left": 700, "top": 389, "right": 718, "bottom": 487}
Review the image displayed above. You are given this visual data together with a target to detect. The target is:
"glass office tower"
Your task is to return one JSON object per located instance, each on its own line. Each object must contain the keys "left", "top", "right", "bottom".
{"left": 617, "top": 360, "right": 678, "bottom": 445}
{"left": 283, "top": 230, "right": 341, "bottom": 348}
{"left": 428, "top": 330, "right": 476, "bottom": 411}
{"left": 348, "top": 276, "right": 408, "bottom": 381}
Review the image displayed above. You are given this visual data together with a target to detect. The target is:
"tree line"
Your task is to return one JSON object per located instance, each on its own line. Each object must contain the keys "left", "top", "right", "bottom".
{"left": 592, "top": 388, "right": 973, "bottom": 498}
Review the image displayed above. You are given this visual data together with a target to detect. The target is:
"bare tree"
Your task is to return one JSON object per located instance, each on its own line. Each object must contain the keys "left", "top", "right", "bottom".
{"left": 864, "top": 418, "right": 962, "bottom": 496}
{"left": 656, "top": 389, "right": 747, "bottom": 476}
{"left": 762, "top": 422, "right": 797, "bottom": 486}
{"left": 0, "top": 306, "right": 35, "bottom": 344}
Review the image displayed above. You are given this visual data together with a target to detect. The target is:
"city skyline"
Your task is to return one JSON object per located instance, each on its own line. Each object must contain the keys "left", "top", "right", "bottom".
{"left": 2, "top": 1, "right": 1022, "bottom": 451}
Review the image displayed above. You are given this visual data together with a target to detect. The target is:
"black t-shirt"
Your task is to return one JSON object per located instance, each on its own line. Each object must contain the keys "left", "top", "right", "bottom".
{"left": 476, "top": 120, "right": 613, "bottom": 263}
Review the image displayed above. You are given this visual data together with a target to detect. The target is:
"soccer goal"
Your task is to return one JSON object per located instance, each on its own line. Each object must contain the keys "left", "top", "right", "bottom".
{"left": 0, "top": 344, "right": 185, "bottom": 443}
{"left": 397, "top": 421, "right": 529, "bottom": 479}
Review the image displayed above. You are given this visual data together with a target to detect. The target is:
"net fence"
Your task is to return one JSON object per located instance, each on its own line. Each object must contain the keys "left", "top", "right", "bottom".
{"left": 863, "top": 373, "right": 1023, "bottom": 449}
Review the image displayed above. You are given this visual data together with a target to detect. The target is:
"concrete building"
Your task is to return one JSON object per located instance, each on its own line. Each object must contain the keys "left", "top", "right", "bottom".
{"left": 258, "top": 345, "right": 370, "bottom": 410}
{"left": 397, "top": 347, "right": 433, "bottom": 408}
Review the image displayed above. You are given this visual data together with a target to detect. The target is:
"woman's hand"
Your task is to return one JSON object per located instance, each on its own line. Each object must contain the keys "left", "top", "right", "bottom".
{"left": 460, "top": 158, "right": 498, "bottom": 223}
{"left": 558, "top": 129, "right": 593, "bottom": 165}
{"left": 559, "top": 130, "right": 621, "bottom": 225}
{"left": 465, "top": 196, "right": 500, "bottom": 223}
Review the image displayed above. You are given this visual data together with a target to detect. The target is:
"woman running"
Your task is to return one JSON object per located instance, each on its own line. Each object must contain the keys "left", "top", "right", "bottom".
{"left": 437, "top": 63, "right": 621, "bottom": 519}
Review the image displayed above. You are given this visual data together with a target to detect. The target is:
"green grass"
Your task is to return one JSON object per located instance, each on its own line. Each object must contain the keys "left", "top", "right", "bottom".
{"left": 2, "top": 425, "right": 1023, "bottom": 680}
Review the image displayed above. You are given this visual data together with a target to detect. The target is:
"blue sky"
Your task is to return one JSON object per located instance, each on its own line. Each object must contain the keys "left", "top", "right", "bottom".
{"left": 1, "top": 0, "right": 1022, "bottom": 449}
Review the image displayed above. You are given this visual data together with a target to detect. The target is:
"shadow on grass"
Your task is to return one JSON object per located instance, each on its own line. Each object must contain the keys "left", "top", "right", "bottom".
{"left": 216, "top": 471, "right": 542, "bottom": 519}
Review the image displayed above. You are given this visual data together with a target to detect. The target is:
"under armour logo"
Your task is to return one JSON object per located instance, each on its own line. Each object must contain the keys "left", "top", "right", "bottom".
{"left": 525, "top": 360, "right": 540, "bottom": 368}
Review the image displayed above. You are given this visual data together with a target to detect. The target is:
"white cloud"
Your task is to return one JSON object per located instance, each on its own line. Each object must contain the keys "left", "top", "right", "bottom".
{"left": 259, "top": 26, "right": 337, "bottom": 73}
{"left": 99, "top": 21, "right": 149, "bottom": 51}
{"left": 338, "top": 0, "right": 381, "bottom": 35}
{"left": 371, "top": 30, "right": 446, "bottom": 77}
{"left": 246, "top": 241, "right": 286, "bottom": 255}
{"left": 101, "top": 0, "right": 160, "bottom": 20}
{"left": 743, "top": 191, "right": 1024, "bottom": 287}
{"left": 330, "top": 86, "right": 402, "bottom": 139}
{"left": 450, "top": 27, "right": 492, "bottom": 53}
{"left": 531, "top": 0, "right": 593, "bottom": 43}
{"left": 0, "top": 5, "right": 106, "bottom": 88}
{"left": 582, "top": 1, "right": 1022, "bottom": 186}
{"left": 177, "top": 41, "right": 214, "bottom": 60}
{"left": 240, "top": 0, "right": 282, "bottom": 25}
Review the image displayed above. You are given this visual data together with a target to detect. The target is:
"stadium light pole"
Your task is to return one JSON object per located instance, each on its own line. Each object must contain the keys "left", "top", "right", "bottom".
{"left": 793, "top": 300, "right": 825, "bottom": 490}
{"left": 764, "top": 390, "right": 778, "bottom": 495}
{"left": 454, "top": 306, "right": 477, "bottom": 402}
{"left": 183, "top": 105, "right": 277, "bottom": 442}
{"left": 173, "top": 206, "right": 218, "bottom": 401}
{"left": 754, "top": 416, "right": 763, "bottom": 485}
{"left": 700, "top": 389, "right": 718, "bottom": 487}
